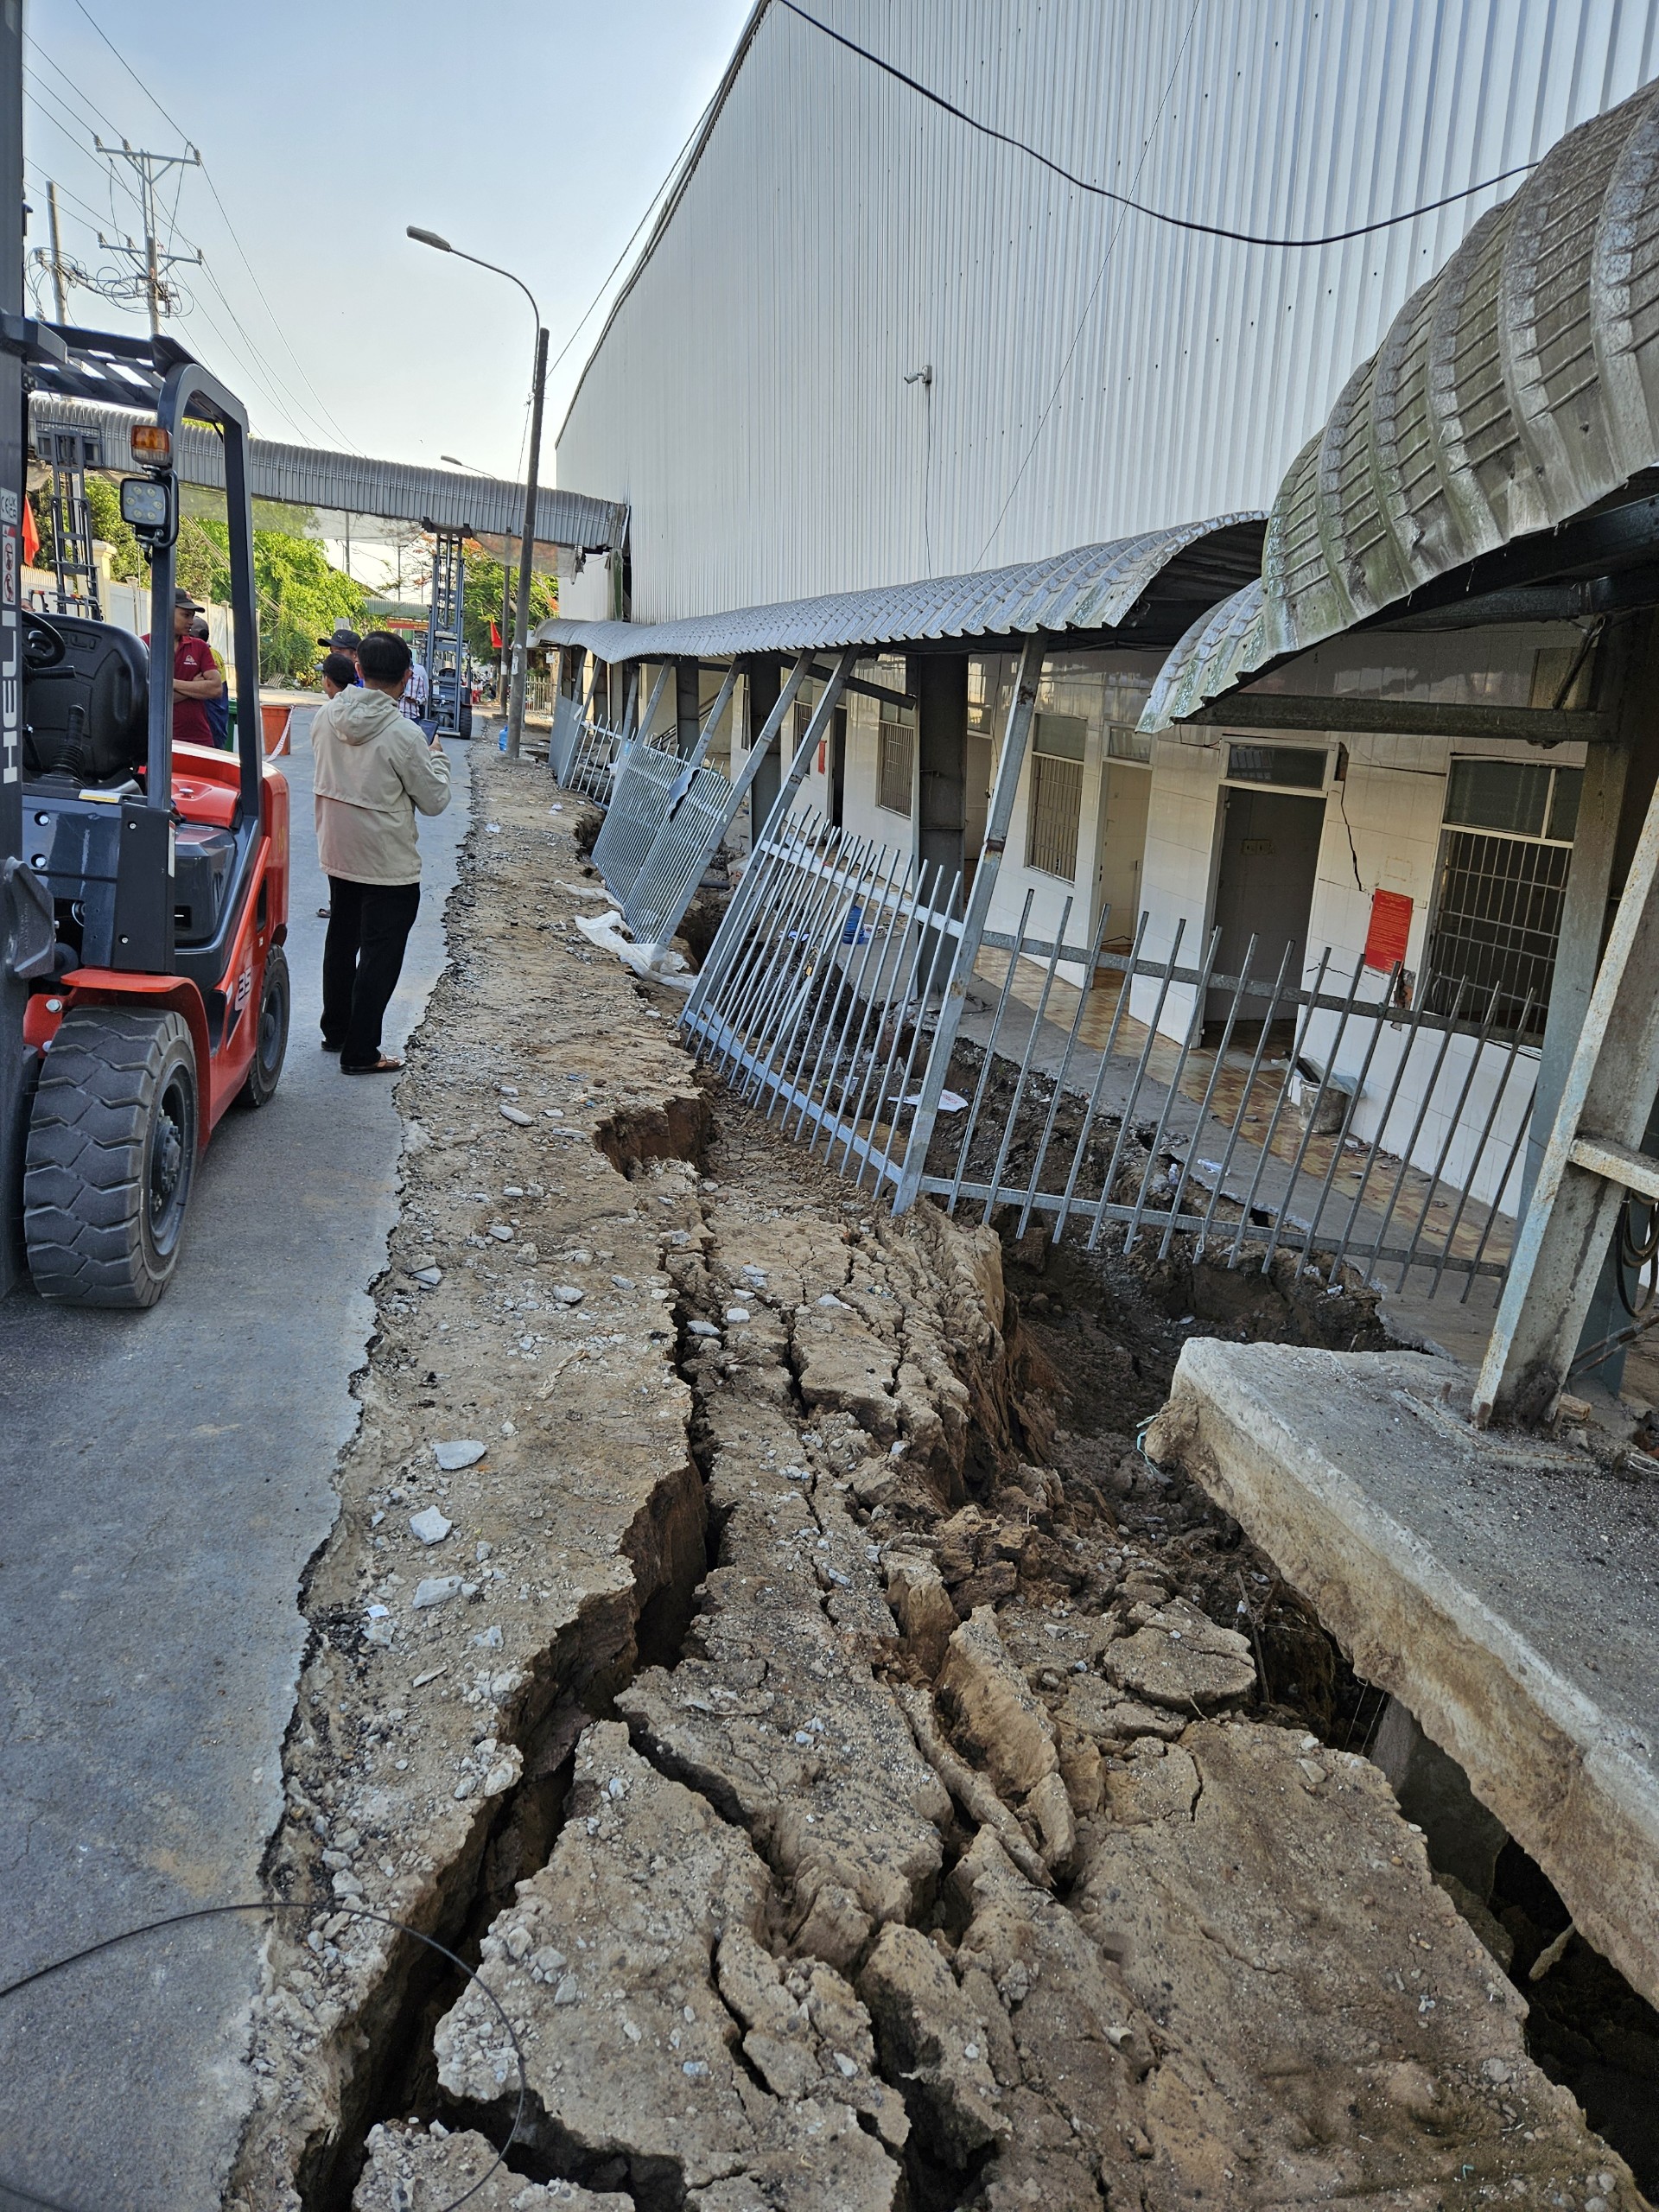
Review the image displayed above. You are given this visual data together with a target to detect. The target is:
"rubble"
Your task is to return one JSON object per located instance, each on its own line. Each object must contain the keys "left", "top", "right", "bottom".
{"left": 230, "top": 756, "right": 1648, "bottom": 2212}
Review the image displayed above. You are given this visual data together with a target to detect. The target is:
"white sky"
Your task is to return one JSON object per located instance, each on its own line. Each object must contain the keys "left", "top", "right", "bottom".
{"left": 22, "top": 0, "right": 753, "bottom": 487}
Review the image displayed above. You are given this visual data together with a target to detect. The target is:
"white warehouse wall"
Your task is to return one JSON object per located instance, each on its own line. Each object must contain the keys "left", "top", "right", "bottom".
{"left": 557, "top": 0, "right": 1659, "bottom": 621}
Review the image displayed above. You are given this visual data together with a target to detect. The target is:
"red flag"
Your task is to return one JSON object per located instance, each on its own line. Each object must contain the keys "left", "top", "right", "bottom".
{"left": 22, "top": 496, "right": 40, "bottom": 566}
{"left": 489, "top": 620, "right": 501, "bottom": 648}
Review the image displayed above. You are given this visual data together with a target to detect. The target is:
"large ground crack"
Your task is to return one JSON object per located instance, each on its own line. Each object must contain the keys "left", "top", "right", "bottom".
{"left": 232, "top": 757, "right": 1648, "bottom": 2212}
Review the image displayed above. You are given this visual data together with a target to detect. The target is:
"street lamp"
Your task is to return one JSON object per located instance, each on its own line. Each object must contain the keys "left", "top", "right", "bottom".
{"left": 408, "top": 226, "right": 549, "bottom": 760}
{"left": 442, "top": 455, "right": 514, "bottom": 709}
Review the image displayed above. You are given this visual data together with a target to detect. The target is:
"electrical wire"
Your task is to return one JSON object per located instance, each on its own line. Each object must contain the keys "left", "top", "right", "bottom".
{"left": 50, "top": 0, "right": 363, "bottom": 453}
{"left": 969, "top": 0, "right": 1202, "bottom": 569}
{"left": 0, "top": 1899, "right": 525, "bottom": 2212}
{"left": 777, "top": 0, "right": 1541, "bottom": 249}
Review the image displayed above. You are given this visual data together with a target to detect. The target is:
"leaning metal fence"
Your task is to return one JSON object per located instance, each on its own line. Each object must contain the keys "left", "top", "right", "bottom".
{"left": 565, "top": 715, "right": 626, "bottom": 804}
{"left": 683, "top": 802, "right": 1537, "bottom": 1302}
{"left": 682, "top": 807, "right": 963, "bottom": 1191}
{"left": 907, "top": 907, "right": 1538, "bottom": 1300}
{"left": 549, "top": 691, "right": 583, "bottom": 782}
{"left": 591, "top": 731, "right": 688, "bottom": 897}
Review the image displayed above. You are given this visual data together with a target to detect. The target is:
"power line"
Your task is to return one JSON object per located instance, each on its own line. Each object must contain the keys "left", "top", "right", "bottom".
{"left": 969, "top": 0, "right": 1202, "bottom": 569}
{"left": 777, "top": 0, "right": 1540, "bottom": 250}
{"left": 52, "top": 0, "right": 363, "bottom": 453}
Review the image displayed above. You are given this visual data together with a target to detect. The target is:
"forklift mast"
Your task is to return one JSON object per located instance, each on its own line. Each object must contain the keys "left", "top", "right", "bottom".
{"left": 423, "top": 516, "right": 468, "bottom": 736}
{"left": 3, "top": 0, "right": 35, "bottom": 1295}
{"left": 34, "top": 415, "right": 104, "bottom": 619}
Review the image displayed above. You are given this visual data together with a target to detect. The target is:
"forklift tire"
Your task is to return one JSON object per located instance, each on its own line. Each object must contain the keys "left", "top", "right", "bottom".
{"left": 238, "top": 943, "right": 289, "bottom": 1109}
{"left": 23, "top": 1008, "right": 199, "bottom": 1308}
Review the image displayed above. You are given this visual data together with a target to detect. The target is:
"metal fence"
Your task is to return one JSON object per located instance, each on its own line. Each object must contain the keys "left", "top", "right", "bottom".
{"left": 909, "top": 910, "right": 1536, "bottom": 1299}
{"left": 683, "top": 809, "right": 963, "bottom": 1190}
{"left": 674, "top": 627, "right": 1535, "bottom": 1300}
{"left": 549, "top": 691, "right": 583, "bottom": 783}
{"left": 591, "top": 735, "right": 690, "bottom": 899}
{"left": 565, "top": 716, "right": 626, "bottom": 804}
{"left": 685, "top": 808, "right": 1534, "bottom": 1297}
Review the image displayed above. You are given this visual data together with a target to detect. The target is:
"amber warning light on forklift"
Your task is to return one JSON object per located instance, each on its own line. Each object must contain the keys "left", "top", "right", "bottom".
{"left": 130, "top": 422, "right": 171, "bottom": 465}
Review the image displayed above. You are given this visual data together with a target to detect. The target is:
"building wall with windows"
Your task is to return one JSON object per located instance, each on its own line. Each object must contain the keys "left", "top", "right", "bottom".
{"left": 1135, "top": 625, "right": 1589, "bottom": 1211}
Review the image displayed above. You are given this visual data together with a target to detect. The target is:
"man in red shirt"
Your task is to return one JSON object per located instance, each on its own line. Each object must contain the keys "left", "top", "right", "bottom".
{"left": 167, "top": 589, "right": 224, "bottom": 746}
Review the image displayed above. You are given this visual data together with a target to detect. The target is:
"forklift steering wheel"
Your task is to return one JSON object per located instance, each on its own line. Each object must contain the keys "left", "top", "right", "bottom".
{"left": 22, "top": 610, "right": 68, "bottom": 671}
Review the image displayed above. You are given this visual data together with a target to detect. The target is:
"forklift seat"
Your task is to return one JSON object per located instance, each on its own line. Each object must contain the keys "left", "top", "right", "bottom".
{"left": 22, "top": 615, "right": 149, "bottom": 785}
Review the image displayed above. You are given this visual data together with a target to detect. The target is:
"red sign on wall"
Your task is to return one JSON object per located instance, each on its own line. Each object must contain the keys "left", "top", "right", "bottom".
{"left": 1363, "top": 888, "right": 1413, "bottom": 972}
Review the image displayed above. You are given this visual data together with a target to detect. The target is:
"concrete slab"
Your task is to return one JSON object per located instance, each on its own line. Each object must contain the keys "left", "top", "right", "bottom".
{"left": 1147, "top": 1339, "right": 1659, "bottom": 2011}
{"left": 0, "top": 725, "right": 471, "bottom": 2210}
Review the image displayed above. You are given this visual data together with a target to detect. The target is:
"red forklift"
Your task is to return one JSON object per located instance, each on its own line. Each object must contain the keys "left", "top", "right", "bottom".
{"left": 3, "top": 245, "right": 289, "bottom": 1297}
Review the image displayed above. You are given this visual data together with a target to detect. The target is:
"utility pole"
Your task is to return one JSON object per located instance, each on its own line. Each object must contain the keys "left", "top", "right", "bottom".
{"left": 45, "top": 182, "right": 67, "bottom": 321}
{"left": 508, "top": 323, "right": 550, "bottom": 760}
{"left": 94, "top": 138, "right": 201, "bottom": 334}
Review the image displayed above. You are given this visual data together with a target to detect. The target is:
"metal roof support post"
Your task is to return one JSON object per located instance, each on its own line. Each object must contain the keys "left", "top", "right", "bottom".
{"left": 640, "top": 660, "right": 674, "bottom": 743}
{"left": 620, "top": 664, "right": 639, "bottom": 740}
{"left": 745, "top": 658, "right": 784, "bottom": 834}
{"left": 1524, "top": 616, "right": 1659, "bottom": 1212}
{"left": 676, "top": 658, "right": 701, "bottom": 758}
{"left": 1474, "top": 760, "right": 1659, "bottom": 1426}
{"left": 893, "top": 631, "right": 1048, "bottom": 1215}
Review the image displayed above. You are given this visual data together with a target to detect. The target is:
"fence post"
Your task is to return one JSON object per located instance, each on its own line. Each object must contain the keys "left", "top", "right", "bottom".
{"left": 892, "top": 631, "right": 1048, "bottom": 1214}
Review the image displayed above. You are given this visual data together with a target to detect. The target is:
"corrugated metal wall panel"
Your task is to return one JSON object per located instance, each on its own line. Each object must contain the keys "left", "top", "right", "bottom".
{"left": 556, "top": 0, "right": 1659, "bottom": 623}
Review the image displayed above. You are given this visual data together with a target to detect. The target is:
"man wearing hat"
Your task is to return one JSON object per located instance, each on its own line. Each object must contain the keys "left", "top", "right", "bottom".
{"left": 319, "top": 626, "right": 364, "bottom": 682}
{"left": 155, "top": 588, "right": 225, "bottom": 747}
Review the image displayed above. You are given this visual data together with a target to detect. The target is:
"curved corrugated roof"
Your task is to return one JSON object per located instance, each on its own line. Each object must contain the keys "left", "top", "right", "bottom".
{"left": 537, "top": 515, "right": 1265, "bottom": 659}
{"left": 26, "top": 391, "right": 627, "bottom": 550}
{"left": 1142, "top": 76, "right": 1659, "bottom": 732}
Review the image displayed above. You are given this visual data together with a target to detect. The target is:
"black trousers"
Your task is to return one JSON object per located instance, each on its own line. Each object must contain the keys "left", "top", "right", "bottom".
{"left": 321, "top": 876, "right": 420, "bottom": 1067}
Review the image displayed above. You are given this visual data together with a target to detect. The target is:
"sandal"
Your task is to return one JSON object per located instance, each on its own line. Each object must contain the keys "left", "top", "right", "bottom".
{"left": 341, "top": 1055, "right": 404, "bottom": 1075}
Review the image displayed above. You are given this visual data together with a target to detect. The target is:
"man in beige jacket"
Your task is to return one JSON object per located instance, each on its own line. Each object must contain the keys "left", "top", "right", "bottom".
{"left": 312, "top": 629, "right": 452, "bottom": 1074}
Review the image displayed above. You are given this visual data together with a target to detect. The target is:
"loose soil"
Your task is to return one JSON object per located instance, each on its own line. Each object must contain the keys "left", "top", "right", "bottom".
{"left": 229, "top": 753, "right": 1649, "bottom": 2212}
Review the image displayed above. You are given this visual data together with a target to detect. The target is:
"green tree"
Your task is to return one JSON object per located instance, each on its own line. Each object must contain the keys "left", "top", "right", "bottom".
{"left": 461, "top": 547, "right": 556, "bottom": 660}
{"left": 194, "top": 518, "right": 366, "bottom": 684}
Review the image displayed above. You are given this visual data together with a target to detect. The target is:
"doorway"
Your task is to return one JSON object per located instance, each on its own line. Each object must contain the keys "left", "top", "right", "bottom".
{"left": 1207, "top": 785, "right": 1325, "bottom": 1026}
{"left": 1094, "top": 762, "right": 1151, "bottom": 950}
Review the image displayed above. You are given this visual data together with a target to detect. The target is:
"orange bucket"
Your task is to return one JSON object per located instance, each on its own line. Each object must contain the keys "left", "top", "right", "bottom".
{"left": 260, "top": 702, "right": 291, "bottom": 757}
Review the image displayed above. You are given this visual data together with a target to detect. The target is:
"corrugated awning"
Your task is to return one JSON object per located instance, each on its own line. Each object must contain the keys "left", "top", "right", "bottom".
{"left": 1141, "top": 75, "right": 1659, "bottom": 733}
{"left": 536, "top": 515, "right": 1266, "bottom": 660}
{"left": 27, "top": 388, "right": 627, "bottom": 552}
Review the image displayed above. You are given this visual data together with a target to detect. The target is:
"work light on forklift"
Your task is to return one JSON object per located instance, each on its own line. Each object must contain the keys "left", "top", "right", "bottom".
{"left": 120, "top": 476, "right": 170, "bottom": 531}
{"left": 130, "top": 421, "right": 170, "bottom": 465}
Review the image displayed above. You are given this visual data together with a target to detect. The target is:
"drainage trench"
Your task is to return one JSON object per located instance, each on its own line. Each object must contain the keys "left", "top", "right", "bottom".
{"left": 237, "top": 758, "right": 1649, "bottom": 2212}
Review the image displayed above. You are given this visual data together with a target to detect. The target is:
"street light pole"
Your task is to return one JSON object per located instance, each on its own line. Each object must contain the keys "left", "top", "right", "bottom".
{"left": 511, "top": 327, "right": 550, "bottom": 757}
{"left": 409, "top": 226, "right": 546, "bottom": 758}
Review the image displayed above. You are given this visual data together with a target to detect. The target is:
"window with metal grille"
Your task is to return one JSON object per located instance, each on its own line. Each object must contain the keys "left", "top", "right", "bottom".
{"left": 1025, "top": 714, "right": 1086, "bottom": 880}
{"left": 1423, "top": 760, "right": 1580, "bottom": 1039}
{"left": 877, "top": 698, "right": 914, "bottom": 815}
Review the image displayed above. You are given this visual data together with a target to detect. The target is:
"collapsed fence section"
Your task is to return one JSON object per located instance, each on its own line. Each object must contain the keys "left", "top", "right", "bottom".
{"left": 682, "top": 809, "right": 963, "bottom": 1194}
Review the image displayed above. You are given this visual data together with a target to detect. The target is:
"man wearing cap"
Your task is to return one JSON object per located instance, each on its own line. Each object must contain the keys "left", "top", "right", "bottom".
{"left": 163, "top": 589, "right": 225, "bottom": 747}
{"left": 320, "top": 626, "right": 364, "bottom": 682}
